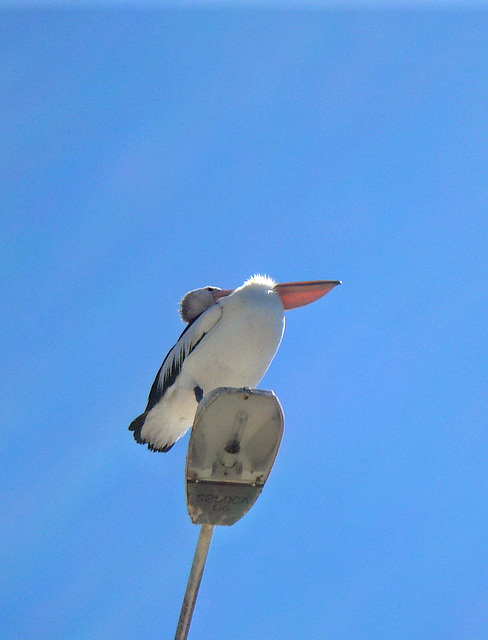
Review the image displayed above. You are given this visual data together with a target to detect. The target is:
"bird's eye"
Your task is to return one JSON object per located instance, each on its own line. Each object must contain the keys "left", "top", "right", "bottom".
{"left": 205, "top": 287, "right": 217, "bottom": 291}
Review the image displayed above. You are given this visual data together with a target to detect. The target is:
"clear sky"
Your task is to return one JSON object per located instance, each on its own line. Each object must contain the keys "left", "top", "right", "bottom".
{"left": 2, "top": 5, "right": 488, "bottom": 640}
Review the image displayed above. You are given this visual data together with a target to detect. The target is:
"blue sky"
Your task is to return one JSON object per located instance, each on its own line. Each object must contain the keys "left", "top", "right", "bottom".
{"left": 2, "top": 6, "right": 488, "bottom": 640}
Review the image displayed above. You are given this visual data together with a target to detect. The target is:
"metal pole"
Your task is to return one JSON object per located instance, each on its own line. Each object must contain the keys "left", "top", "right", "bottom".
{"left": 174, "top": 523, "right": 215, "bottom": 640}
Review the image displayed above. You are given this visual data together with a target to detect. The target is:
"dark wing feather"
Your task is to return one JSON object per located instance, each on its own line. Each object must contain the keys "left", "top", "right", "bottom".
{"left": 144, "top": 303, "right": 223, "bottom": 412}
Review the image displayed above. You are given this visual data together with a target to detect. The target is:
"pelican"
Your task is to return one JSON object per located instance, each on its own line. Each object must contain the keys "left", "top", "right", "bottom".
{"left": 129, "top": 274, "right": 340, "bottom": 452}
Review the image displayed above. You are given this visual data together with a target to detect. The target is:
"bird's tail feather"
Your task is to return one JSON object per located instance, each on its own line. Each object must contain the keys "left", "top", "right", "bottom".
{"left": 128, "top": 412, "right": 147, "bottom": 442}
{"left": 128, "top": 413, "right": 175, "bottom": 453}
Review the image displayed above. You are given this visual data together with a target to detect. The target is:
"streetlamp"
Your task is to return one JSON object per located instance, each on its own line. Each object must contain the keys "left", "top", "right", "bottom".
{"left": 174, "top": 387, "right": 284, "bottom": 640}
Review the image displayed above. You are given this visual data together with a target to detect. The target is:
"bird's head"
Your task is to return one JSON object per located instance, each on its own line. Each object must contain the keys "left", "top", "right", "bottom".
{"left": 179, "top": 286, "right": 229, "bottom": 324}
{"left": 180, "top": 275, "right": 340, "bottom": 324}
{"left": 230, "top": 274, "right": 341, "bottom": 310}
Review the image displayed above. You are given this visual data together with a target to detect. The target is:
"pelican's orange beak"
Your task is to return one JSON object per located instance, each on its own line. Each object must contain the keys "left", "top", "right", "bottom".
{"left": 274, "top": 280, "right": 341, "bottom": 310}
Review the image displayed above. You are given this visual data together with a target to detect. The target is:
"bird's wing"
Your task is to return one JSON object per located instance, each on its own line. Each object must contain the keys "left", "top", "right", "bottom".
{"left": 145, "top": 303, "right": 223, "bottom": 411}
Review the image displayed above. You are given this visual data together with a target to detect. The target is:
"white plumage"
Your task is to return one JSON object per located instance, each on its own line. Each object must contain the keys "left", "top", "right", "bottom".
{"left": 129, "top": 274, "right": 340, "bottom": 452}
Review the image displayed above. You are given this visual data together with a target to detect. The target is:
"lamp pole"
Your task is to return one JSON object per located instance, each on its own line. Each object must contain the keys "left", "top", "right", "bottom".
{"left": 174, "top": 524, "right": 214, "bottom": 640}
{"left": 173, "top": 387, "right": 284, "bottom": 640}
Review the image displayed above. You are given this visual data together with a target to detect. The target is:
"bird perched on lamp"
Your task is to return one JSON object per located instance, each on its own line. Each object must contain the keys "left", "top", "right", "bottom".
{"left": 129, "top": 274, "right": 340, "bottom": 452}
